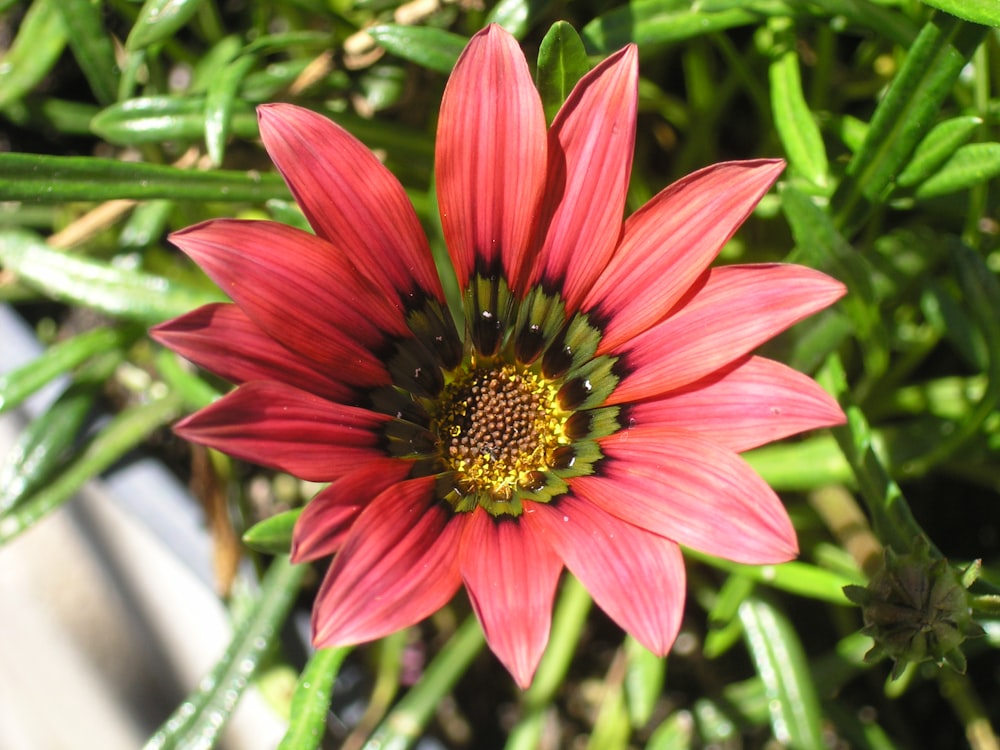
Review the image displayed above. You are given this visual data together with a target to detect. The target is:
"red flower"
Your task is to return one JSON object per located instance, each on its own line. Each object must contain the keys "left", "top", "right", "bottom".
{"left": 152, "top": 25, "right": 846, "bottom": 688}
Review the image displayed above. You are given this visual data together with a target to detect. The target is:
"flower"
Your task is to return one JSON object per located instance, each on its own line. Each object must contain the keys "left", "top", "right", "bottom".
{"left": 152, "top": 24, "right": 846, "bottom": 688}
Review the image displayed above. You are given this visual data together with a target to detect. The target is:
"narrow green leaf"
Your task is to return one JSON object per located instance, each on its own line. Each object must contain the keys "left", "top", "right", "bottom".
{"left": 644, "top": 712, "right": 694, "bottom": 750}
{"left": 687, "top": 551, "right": 862, "bottom": 605}
{"left": 536, "top": 22, "right": 590, "bottom": 124}
{"left": 0, "top": 392, "right": 184, "bottom": 544}
{"left": 205, "top": 55, "right": 259, "bottom": 165}
{"left": 796, "top": 0, "right": 917, "bottom": 46}
{"left": 896, "top": 116, "right": 982, "bottom": 188}
{"left": 243, "top": 508, "right": 302, "bottom": 555}
{"left": 362, "top": 615, "right": 485, "bottom": 750}
{"left": 913, "top": 142, "right": 1000, "bottom": 199}
{"left": 0, "top": 153, "right": 290, "bottom": 203}
{"left": 126, "top": 0, "right": 205, "bottom": 51}
{"left": 0, "top": 230, "right": 223, "bottom": 323}
{"left": 55, "top": 0, "right": 119, "bottom": 105}
{"left": 623, "top": 636, "right": 665, "bottom": 728}
{"left": 0, "top": 372, "right": 110, "bottom": 512}
{"left": 278, "top": 647, "right": 350, "bottom": 750}
{"left": 739, "top": 599, "right": 826, "bottom": 750}
{"left": 0, "top": 0, "right": 68, "bottom": 110}
{"left": 484, "top": 0, "right": 538, "bottom": 37}
{"left": 744, "top": 435, "right": 852, "bottom": 491}
{"left": 831, "top": 15, "right": 988, "bottom": 232}
{"left": 144, "top": 556, "right": 307, "bottom": 750}
{"left": 120, "top": 200, "right": 175, "bottom": 250}
{"left": 583, "top": 0, "right": 765, "bottom": 53}
{"left": 367, "top": 25, "right": 467, "bottom": 74}
{"left": 921, "top": 0, "right": 1000, "bottom": 27}
{"left": 92, "top": 95, "right": 255, "bottom": 145}
{"left": 0, "top": 326, "right": 130, "bottom": 414}
{"left": 769, "top": 45, "right": 829, "bottom": 189}
{"left": 704, "top": 574, "right": 755, "bottom": 658}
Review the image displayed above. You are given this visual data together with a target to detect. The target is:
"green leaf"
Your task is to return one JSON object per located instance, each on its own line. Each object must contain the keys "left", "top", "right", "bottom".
{"left": 0, "top": 0, "right": 68, "bottom": 110}
{"left": 0, "top": 230, "right": 223, "bottom": 323}
{"left": 623, "top": 636, "right": 665, "bottom": 728}
{"left": 644, "top": 712, "right": 694, "bottom": 750}
{"left": 367, "top": 25, "right": 467, "bottom": 74}
{"left": 278, "top": 647, "right": 350, "bottom": 750}
{"left": 921, "top": 0, "right": 1000, "bottom": 27}
{"left": 739, "top": 599, "right": 826, "bottom": 750}
{"left": 831, "top": 15, "right": 988, "bottom": 232}
{"left": 243, "top": 508, "right": 302, "bottom": 555}
{"left": 583, "top": 0, "right": 768, "bottom": 53}
{"left": 205, "top": 55, "right": 259, "bottom": 165}
{"left": 0, "top": 392, "right": 183, "bottom": 544}
{"left": 0, "top": 153, "right": 291, "bottom": 203}
{"left": 126, "top": 0, "right": 205, "bottom": 51}
{"left": 0, "top": 326, "right": 131, "bottom": 414}
{"left": 144, "top": 557, "right": 306, "bottom": 750}
{"left": 92, "top": 95, "right": 255, "bottom": 145}
{"left": 913, "top": 142, "right": 1000, "bottom": 199}
{"left": 0, "top": 373, "right": 108, "bottom": 512}
{"left": 769, "top": 44, "right": 829, "bottom": 189}
{"left": 54, "top": 0, "right": 119, "bottom": 105}
{"left": 896, "top": 116, "right": 982, "bottom": 188}
{"left": 484, "top": 0, "right": 539, "bottom": 37}
{"left": 536, "top": 22, "right": 590, "bottom": 124}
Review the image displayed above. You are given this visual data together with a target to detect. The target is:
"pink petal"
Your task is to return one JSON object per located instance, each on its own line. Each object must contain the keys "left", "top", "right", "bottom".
{"left": 291, "top": 460, "right": 414, "bottom": 563}
{"left": 312, "top": 477, "right": 463, "bottom": 646}
{"left": 608, "top": 264, "right": 846, "bottom": 404}
{"left": 573, "top": 426, "right": 798, "bottom": 564}
{"left": 627, "top": 355, "right": 845, "bottom": 452}
{"left": 174, "top": 381, "right": 397, "bottom": 482}
{"left": 527, "top": 496, "right": 685, "bottom": 655}
{"left": 151, "top": 303, "right": 353, "bottom": 403}
{"left": 460, "top": 508, "right": 564, "bottom": 689}
{"left": 171, "top": 219, "right": 401, "bottom": 387}
{"left": 257, "top": 103, "right": 444, "bottom": 303}
{"left": 586, "top": 160, "right": 786, "bottom": 353}
{"left": 435, "top": 24, "right": 547, "bottom": 292}
{"left": 530, "top": 45, "right": 638, "bottom": 313}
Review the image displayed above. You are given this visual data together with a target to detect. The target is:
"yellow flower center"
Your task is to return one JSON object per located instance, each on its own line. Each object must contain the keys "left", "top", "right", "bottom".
{"left": 434, "top": 364, "right": 570, "bottom": 508}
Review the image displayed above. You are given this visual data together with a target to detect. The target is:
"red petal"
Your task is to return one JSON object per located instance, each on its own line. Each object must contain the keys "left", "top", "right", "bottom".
{"left": 151, "top": 303, "right": 353, "bottom": 403}
{"left": 174, "top": 381, "right": 396, "bottom": 482}
{"left": 460, "top": 508, "right": 563, "bottom": 689}
{"left": 628, "top": 356, "right": 845, "bottom": 452}
{"left": 609, "top": 264, "right": 846, "bottom": 404}
{"left": 257, "top": 103, "right": 443, "bottom": 303}
{"left": 291, "top": 461, "right": 413, "bottom": 563}
{"left": 530, "top": 45, "right": 638, "bottom": 313}
{"left": 586, "top": 160, "right": 785, "bottom": 353}
{"left": 527, "top": 496, "right": 685, "bottom": 655}
{"left": 436, "top": 24, "right": 547, "bottom": 292}
{"left": 573, "top": 426, "right": 798, "bottom": 564}
{"left": 170, "top": 219, "right": 401, "bottom": 387}
{"left": 312, "top": 477, "right": 463, "bottom": 646}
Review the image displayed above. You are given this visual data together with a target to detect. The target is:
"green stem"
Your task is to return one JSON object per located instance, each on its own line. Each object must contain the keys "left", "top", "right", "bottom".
{"left": 361, "top": 614, "right": 486, "bottom": 750}
{"left": 505, "top": 575, "right": 593, "bottom": 750}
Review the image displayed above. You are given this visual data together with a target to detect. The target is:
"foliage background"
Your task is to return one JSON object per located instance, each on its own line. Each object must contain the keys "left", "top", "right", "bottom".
{"left": 1, "top": 0, "right": 1000, "bottom": 747}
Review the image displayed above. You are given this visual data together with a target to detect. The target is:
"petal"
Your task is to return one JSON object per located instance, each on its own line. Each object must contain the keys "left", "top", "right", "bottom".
{"left": 312, "top": 477, "right": 463, "bottom": 646}
{"left": 573, "top": 426, "right": 798, "bottom": 564}
{"left": 626, "top": 355, "right": 845, "bottom": 453}
{"left": 527, "top": 496, "right": 685, "bottom": 656}
{"left": 257, "top": 103, "right": 444, "bottom": 303}
{"left": 291, "top": 460, "right": 414, "bottom": 563}
{"left": 151, "top": 303, "right": 353, "bottom": 403}
{"left": 460, "top": 508, "right": 563, "bottom": 689}
{"left": 586, "top": 160, "right": 786, "bottom": 353}
{"left": 171, "top": 219, "right": 402, "bottom": 387}
{"left": 608, "top": 263, "right": 846, "bottom": 404}
{"left": 530, "top": 45, "right": 638, "bottom": 313}
{"left": 435, "top": 24, "right": 547, "bottom": 292}
{"left": 174, "top": 381, "right": 397, "bottom": 482}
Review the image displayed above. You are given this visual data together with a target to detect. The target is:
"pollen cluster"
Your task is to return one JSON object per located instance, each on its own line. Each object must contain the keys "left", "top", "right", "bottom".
{"left": 434, "top": 364, "right": 569, "bottom": 505}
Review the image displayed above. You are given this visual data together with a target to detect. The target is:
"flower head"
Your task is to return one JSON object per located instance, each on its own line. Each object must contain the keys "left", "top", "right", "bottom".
{"left": 152, "top": 24, "right": 846, "bottom": 688}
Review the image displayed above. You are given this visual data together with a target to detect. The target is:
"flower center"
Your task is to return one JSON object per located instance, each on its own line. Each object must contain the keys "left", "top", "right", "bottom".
{"left": 433, "top": 364, "right": 569, "bottom": 509}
